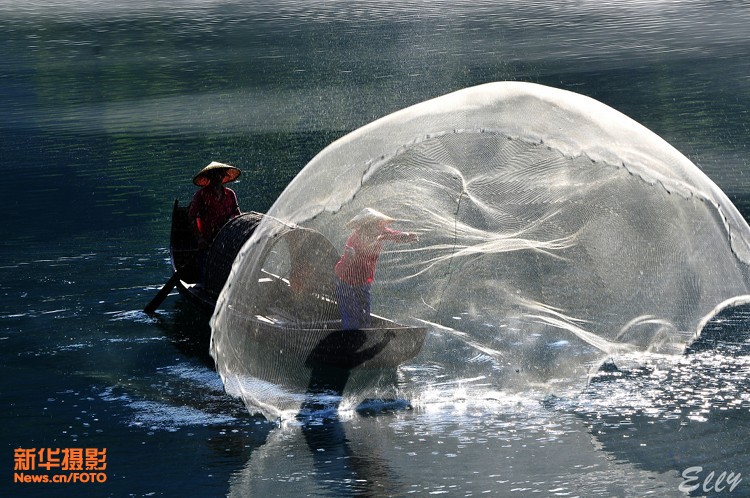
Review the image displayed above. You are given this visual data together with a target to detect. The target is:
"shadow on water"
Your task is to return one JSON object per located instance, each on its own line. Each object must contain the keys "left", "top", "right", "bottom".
{"left": 298, "top": 329, "right": 396, "bottom": 412}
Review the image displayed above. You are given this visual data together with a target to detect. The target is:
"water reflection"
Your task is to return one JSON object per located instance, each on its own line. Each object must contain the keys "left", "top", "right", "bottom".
{"left": 297, "top": 412, "right": 402, "bottom": 497}
{"left": 6, "top": 1, "right": 750, "bottom": 135}
{"left": 561, "top": 308, "right": 750, "bottom": 495}
{"left": 230, "top": 395, "right": 690, "bottom": 496}
{"left": 227, "top": 306, "right": 750, "bottom": 496}
{"left": 4, "top": 0, "right": 750, "bottom": 246}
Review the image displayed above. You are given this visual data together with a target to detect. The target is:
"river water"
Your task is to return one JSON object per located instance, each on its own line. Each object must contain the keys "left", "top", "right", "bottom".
{"left": 2, "top": 1, "right": 750, "bottom": 496}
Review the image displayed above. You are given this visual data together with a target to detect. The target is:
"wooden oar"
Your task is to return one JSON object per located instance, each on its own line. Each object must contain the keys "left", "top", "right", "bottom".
{"left": 144, "top": 270, "right": 183, "bottom": 314}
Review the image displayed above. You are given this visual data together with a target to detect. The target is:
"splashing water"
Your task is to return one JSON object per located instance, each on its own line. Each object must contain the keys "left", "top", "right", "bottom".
{"left": 210, "top": 82, "right": 750, "bottom": 418}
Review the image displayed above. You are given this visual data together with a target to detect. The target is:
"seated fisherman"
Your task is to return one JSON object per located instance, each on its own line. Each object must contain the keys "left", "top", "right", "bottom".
{"left": 188, "top": 161, "right": 242, "bottom": 279}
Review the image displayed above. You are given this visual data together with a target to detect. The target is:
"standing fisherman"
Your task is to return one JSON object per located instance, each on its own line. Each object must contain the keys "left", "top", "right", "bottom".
{"left": 334, "top": 208, "right": 419, "bottom": 330}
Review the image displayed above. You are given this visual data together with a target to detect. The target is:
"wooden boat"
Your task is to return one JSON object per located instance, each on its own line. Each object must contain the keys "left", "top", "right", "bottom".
{"left": 169, "top": 199, "right": 263, "bottom": 311}
{"left": 168, "top": 200, "right": 428, "bottom": 370}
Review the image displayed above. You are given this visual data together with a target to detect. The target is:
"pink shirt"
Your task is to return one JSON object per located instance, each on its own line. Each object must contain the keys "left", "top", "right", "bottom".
{"left": 188, "top": 187, "right": 240, "bottom": 242}
{"left": 334, "top": 227, "right": 409, "bottom": 286}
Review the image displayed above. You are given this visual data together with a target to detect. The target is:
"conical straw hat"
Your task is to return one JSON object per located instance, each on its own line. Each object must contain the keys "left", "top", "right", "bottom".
{"left": 193, "top": 161, "right": 242, "bottom": 187}
{"left": 345, "top": 208, "right": 398, "bottom": 229}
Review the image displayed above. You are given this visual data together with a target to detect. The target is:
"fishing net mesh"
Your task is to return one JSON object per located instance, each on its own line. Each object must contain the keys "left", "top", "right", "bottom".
{"left": 210, "top": 82, "right": 750, "bottom": 418}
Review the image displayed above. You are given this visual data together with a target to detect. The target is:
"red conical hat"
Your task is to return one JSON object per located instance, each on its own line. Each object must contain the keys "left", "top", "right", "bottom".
{"left": 193, "top": 161, "right": 241, "bottom": 187}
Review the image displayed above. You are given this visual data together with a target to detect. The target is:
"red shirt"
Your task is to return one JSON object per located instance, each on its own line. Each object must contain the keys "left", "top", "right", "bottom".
{"left": 188, "top": 186, "right": 240, "bottom": 242}
{"left": 334, "top": 227, "right": 409, "bottom": 286}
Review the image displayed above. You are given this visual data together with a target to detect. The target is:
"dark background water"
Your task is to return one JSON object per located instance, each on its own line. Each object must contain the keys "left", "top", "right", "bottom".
{"left": 2, "top": 1, "right": 750, "bottom": 496}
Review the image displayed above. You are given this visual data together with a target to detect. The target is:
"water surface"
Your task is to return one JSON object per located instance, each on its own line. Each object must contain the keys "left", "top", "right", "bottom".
{"left": 3, "top": 1, "right": 750, "bottom": 496}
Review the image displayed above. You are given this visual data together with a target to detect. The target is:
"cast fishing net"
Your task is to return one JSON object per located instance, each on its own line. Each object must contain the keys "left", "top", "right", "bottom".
{"left": 210, "top": 82, "right": 750, "bottom": 418}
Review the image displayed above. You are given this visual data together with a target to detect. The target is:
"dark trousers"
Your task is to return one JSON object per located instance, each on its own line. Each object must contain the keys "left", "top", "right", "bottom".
{"left": 335, "top": 278, "right": 371, "bottom": 330}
